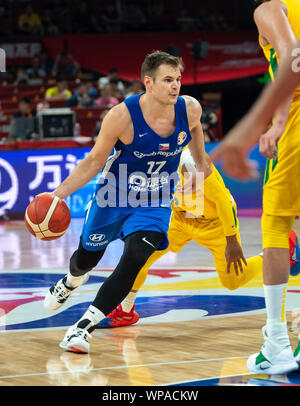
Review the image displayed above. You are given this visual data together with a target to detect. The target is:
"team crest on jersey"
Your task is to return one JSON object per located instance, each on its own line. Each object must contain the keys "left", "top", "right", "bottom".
{"left": 177, "top": 131, "right": 187, "bottom": 145}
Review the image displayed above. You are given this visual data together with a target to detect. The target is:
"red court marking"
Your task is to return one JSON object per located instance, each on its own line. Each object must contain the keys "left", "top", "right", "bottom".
{"left": 0, "top": 293, "right": 44, "bottom": 314}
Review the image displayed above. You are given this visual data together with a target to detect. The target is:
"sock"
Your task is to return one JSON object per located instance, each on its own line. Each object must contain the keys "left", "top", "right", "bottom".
{"left": 264, "top": 283, "right": 290, "bottom": 347}
{"left": 76, "top": 305, "right": 105, "bottom": 332}
{"left": 121, "top": 291, "right": 137, "bottom": 312}
{"left": 66, "top": 271, "right": 87, "bottom": 289}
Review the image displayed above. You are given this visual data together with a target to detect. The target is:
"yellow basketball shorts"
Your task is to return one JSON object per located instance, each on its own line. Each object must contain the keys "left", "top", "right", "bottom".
{"left": 261, "top": 212, "right": 295, "bottom": 249}
{"left": 132, "top": 209, "right": 262, "bottom": 291}
{"left": 263, "top": 102, "right": 300, "bottom": 216}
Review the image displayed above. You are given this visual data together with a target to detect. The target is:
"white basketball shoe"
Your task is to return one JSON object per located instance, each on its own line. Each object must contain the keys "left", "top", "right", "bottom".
{"left": 44, "top": 274, "right": 89, "bottom": 311}
{"left": 247, "top": 325, "right": 298, "bottom": 375}
{"left": 59, "top": 325, "right": 91, "bottom": 354}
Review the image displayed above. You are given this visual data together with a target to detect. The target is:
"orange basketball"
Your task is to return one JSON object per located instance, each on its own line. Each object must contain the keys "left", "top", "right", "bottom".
{"left": 24, "top": 194, "right": 71, "bottom": 240}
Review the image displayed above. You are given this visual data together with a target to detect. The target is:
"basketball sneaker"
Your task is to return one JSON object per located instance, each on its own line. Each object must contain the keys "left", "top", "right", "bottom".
{"left": 96, "top": 304, "right": 139, "bottom": 328}
{"left": 44, "top": 274, "right": 89, "bottom": 311}
{"left": 294, "top": 341, "right": 300, "bottom": 364}
{"left": 289, "top": 230, "right": 300, "bottom": 276}
{"left": 247, "top": 325, "right": 298, "bottom": 375}
{"left": 59, "top": 326, "right": 91, "bottom": 354}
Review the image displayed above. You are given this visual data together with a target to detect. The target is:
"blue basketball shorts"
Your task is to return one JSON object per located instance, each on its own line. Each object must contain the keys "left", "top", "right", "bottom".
{"left": 80, "top": 200, "right": 172, "bottom": 252}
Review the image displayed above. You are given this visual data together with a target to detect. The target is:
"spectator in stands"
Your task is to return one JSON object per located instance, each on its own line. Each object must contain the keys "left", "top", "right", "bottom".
{"left": 101, "top": 2, "right": 122, "bottom": 33}
{"left": 67, "top": 82, "right": 94, "bottom": 108}
{"left": 26, "top": 56, "right": 47, "bottom": 83}
{"left": 94, "top": 83, "right": 119, "bottom": 109}
{"left": 109, "top": 77, "right": 124, "bottom": 100}
{"left": 124, "top": 79, "right": 144, "bottom": 98}
{"left": 45, "top": 77, "right": 72, "bottom": 101}
{"left": 98, "top": 68, "right": 124, "bottom": 95}
{"left": 84, "top": 78, "right": 98, "bottom": 99}
{"left": 14, "top": 67, "right": 30, "bottom": 85}
{"left": 36, "top": 101, "right": 50, "bottom": 114}
{"left": 13, "top": 97, "right": 36, "bottom": 118}
{"left": 0, "top": 66, "right": 15, "bottom": 85}
{"left": 18, "top": 5, "right": 43, "bottom": 36}
{"left": 121, "top": 2, "right": 146, "bottom": 33}
{"left": 52, "top": 52, "right": 80, "bottom": 78}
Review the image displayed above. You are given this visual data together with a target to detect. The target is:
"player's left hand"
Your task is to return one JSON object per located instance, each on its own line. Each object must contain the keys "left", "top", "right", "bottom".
{"left": 259, "top": 125, "right": 283, "bottom": 160}
{"left": 225, "top": 235, "right": 247, "bottom": 275}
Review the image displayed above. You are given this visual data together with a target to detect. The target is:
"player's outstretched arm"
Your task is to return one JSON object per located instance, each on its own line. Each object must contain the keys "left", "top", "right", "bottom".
{"left": 52, "top": 104, "right": 129, "bottom": 199}
{"left": 210, "top": 1, "right": 300, "bottom": 179}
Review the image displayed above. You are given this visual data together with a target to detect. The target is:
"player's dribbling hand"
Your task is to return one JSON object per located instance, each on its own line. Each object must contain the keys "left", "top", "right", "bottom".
{"left": 35, "top": 192, "right": 56, "bottom": 198}
{"left": 225, "top": 235, "right": 247, "bottom": 276}
{"left": 259, "top": 126, "right": 283, "bottom": 160}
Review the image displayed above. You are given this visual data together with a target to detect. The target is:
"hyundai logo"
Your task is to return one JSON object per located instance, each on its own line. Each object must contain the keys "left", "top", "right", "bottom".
{"left": 89, "top": 233, "right": 106, "bottom": 242}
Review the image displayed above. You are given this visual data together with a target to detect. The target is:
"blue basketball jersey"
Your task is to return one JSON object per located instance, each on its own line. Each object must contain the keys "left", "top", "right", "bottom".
{"left": 95, "top": 94, "right": 192, "bottom": 209}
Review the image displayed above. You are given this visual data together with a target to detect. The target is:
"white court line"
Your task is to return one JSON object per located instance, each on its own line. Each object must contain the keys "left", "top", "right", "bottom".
{"left": 0, "top": 356, "right": 248, "bottom": 381}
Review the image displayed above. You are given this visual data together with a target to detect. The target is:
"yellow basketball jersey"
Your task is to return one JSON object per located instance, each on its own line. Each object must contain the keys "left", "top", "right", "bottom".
{"left": 259, "top": 0, "right": 300, "bottom": 215}
{"left": 259, "top": 0, "right": 300, "bottom": 100}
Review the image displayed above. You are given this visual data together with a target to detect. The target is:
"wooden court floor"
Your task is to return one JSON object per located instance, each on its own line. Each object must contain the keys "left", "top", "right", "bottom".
{"left": 1, "top": 217, "right": 300, "bottom": 387}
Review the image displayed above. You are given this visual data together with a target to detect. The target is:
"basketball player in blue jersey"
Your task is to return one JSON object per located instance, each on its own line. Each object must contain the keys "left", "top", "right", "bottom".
{"left": 43, "top": 51, "right": 212, "bottom": 353}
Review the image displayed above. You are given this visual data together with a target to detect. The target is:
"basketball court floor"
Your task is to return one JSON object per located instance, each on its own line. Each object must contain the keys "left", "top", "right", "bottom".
{"left": 1, "top": 215, "right": 300, "bottom": 387}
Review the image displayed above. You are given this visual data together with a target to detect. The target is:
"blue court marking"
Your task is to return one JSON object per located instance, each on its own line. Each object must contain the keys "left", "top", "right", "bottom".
{"left": 0, "top": 273, "right": 106, "bottom": 288}
{"left": 135, "top": 295, "right": 265, "bottom": 318}
{"left": 4, "top": 292, "right": 265, "bottom": 330}
{"left": 172, "top": 370, "right": 300, "bottom": 386}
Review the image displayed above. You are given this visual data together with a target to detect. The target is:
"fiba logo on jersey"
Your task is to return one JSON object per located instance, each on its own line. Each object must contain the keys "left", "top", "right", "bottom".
{"left": 177, "top": 131, "right": 187, "bottom": 145}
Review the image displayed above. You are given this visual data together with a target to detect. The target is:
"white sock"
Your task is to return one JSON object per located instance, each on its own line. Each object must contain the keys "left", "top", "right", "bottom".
{"left": 66, "top": 272, "right": 87, "bottom": 288}
{"left": 121, "top": 291, "right": 137, "bottom": 313}
{"left": 76, "top": 305, "right": 105, "bottom": 330}
{"left": 264, "top": 283, "right": 290, "bottom": 347}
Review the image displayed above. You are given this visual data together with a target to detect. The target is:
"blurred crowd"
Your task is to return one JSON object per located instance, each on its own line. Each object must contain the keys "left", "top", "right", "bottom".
{"left": 0, "top": 0, "right": 230, "bottom": 143}
{"left": 0, "top": 0, "right": 255, "bottom": 38}
{"left": 0, "top": 47, "right": 221, "bottom": 143}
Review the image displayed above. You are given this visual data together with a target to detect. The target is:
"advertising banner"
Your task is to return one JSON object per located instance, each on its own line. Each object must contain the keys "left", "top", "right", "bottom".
{"left": 0, "top": 147, "right": 95, "bottom": 218}
{"left": 0, "top": 144, "right": 266, "bottom": 219}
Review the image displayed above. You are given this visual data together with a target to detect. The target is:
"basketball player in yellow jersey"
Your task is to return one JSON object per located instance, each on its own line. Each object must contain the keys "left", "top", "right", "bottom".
{"left": 97, "top": 149, "right": 266, "bottom": 328}
{"left": 238, "top": 0, "right": 300, "bottom": 375}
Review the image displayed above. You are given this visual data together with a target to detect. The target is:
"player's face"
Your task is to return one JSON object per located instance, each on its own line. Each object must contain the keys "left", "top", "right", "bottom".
{"left": 148, "top": 64, "right": 182, "bottom": 105}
